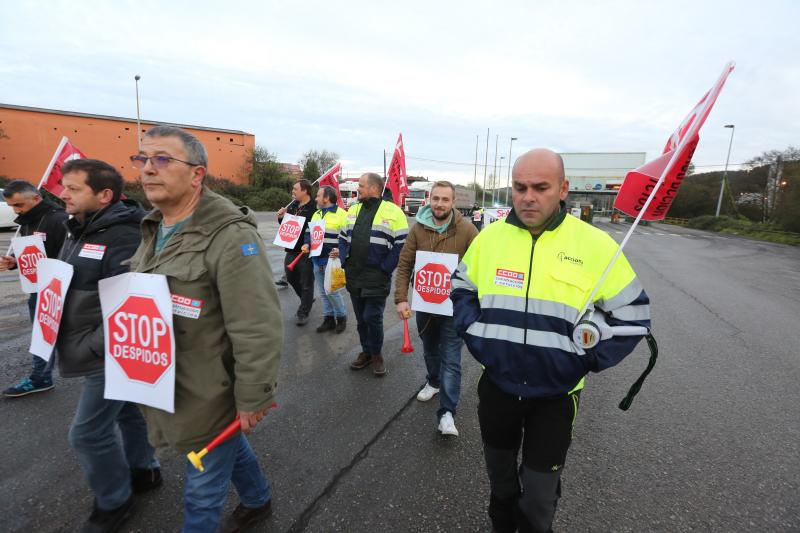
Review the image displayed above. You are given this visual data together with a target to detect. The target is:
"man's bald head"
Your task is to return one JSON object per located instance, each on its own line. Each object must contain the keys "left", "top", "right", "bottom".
{"left": 510, "top": 148, "right": 569, "bottom": 234}
{"left": 512, "top": 149, "right": 565, "bottom": 184}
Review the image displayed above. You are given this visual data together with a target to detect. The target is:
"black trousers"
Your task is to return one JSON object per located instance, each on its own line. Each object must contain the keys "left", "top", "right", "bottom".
{"left": 478, "top": 374, "right": 580, "bottom": 533}
{"left": 284, "top": 251, "right": 314, "bottom": 317}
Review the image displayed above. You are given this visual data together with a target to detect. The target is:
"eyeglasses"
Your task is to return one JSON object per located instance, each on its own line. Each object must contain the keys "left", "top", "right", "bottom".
{"left": 129, "top": 154, "right": 201, "bottom": 169}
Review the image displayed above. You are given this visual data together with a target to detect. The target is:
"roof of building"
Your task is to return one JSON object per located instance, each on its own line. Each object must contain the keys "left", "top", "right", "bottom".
{"left": 0, "top": 103, "right": 253, "bottom": 136}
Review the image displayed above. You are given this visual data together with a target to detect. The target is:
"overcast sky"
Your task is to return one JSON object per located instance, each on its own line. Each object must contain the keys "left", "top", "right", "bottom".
{"left": 2, "top": 0, "right": 798, "bottom": 184}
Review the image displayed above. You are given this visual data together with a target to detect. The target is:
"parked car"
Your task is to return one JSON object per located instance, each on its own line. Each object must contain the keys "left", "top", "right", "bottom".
{"left": 0, "top": 189, "right": 19, "bottom": 229}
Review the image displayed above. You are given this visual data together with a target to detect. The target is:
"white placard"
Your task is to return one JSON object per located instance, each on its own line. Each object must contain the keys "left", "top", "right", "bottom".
{"left": 100, "top": 272, "right": 176, "bottom": 413}
{"left": 411, "top": 251, "right": 459, "bottom": 316}
{"left": 273, "top": 214, "right": 306, "bottom": 249}
{"left": 11, "top": 235, "right": 47, "bottom": 293}
{"left": 308, "top": 219, "right": 326, "bottom": 257}
{"left": 30, "top": 258, "right": 74, "bottom": 361}
{"left": 484, "top": 208, "right": 512, "bottom": 225}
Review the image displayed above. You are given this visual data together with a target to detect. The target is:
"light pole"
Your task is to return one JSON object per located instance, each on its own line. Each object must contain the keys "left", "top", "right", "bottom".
{"left": 715, "top": 124, "right": 735, "bottom": 217}
{"left": 134, "top": 75, "right": 142, "bottom": 151}
{"left": 482, "top": 128, "right": 489, "bottom": 207}
{"left": 505, "top": 137, "right": 517, "bottom": 205}
{"left": 472, "top": 134, "right": 479, "bottom": 192}
{"left": 498, "top": 156, "right": 505, "bottom": 204}
{"left": 492, "top": 135, "right": 499, "bottom": 204}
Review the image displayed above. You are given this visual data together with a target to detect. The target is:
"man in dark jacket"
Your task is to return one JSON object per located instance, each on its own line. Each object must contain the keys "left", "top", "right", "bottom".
{"left": 277, "top": 179, "right": 316, "bottom": 325}
{"left": 0, "top": 180, "right": 68, "bottom": 397}
{"left": 56, "top": 159, "right": 160, "bottom": 533}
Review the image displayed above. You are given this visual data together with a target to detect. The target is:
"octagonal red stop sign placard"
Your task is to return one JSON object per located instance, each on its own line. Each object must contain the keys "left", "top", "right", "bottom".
{"left": 107, "top": 295, "right": 173, "bottom": 385}
{"left": 415, "top": 263, "right": 452, "bottom": 304}
{"left": 37, "top": 278, "right": 64, "bottom": 345}
{"left": 311, "top": 225, "right": 324, "bottom": 250}
{"left": 18, "top": 245, "right": 46, "bottom": 285}
{"left": 279, "top": 220, "right": 301, "bottom": 242}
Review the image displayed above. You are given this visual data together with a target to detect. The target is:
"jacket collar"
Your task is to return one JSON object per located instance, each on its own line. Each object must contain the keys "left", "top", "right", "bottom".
{"left": 142, "top": 187, "right": 256, "bottom": 237}
{"left": 505, "top": 201, "right": 567, "bottom": 233}
{"left": 14, "top": 199, "right": 61, "bottom": 225}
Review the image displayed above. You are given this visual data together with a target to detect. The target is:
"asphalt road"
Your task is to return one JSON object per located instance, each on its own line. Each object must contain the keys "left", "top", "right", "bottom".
{"left": 0, "top": 215, "right": 798, "bottom": 532}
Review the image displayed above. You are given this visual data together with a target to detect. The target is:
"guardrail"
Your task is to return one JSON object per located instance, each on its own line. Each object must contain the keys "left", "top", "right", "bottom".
{"left": 663, "top": 217, "right": 689, "bottom": 226}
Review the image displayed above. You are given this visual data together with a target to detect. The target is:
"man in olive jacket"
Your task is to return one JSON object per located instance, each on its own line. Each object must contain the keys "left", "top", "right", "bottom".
{"left": 394, "top": 181, "right": 478, "bottom": 437}
{"left": 129, "top": 125, "right": 282, "bottom": 533}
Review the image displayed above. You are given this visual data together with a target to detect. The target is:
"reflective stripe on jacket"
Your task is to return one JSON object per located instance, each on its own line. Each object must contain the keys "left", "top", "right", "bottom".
{"left": 451, "top": 207, "right": 650, "bottom": 398}
{"left": 338, "top": 199, "right": 409, "bottom": 276}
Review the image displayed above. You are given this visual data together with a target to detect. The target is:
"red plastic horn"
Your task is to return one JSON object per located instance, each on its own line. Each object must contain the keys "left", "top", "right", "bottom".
{"left": 187, "top": 403, "right": 278, "bottom": 472}
{"left": 401, "top": 318, "right": 414, "bottom": 353}
{"left": 287, "top": 250, "right": 307, "bottom": 271}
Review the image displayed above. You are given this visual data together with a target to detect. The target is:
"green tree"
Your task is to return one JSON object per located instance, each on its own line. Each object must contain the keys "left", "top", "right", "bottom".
{"left": 243, "top": 146, "right": 291, "bottom": 190}
{"left": 300, "top": 149, "right": 340, "bottom": 181}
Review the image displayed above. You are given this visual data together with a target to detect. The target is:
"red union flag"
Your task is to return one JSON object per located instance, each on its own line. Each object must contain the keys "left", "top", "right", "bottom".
{"left": 40, "top": 136, "right": 87, "bottom": 196}
{"left": 386, "top": 133, "right": 409, "bottom": 207}
{"left": 318, "top": 163, "right": 345, "bottom": 208}
{"left": 614, "top": 62, "right": 735, "bottom": 221}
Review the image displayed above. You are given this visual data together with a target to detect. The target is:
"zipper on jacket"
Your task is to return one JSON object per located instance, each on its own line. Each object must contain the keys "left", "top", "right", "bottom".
{"left": 522, "top": 232, "right": 536, "bottom": 347}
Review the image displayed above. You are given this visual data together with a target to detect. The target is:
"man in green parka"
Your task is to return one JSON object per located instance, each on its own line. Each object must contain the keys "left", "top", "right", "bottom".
{"left": 128, "top": 125, "right": 282, "bottom": 533}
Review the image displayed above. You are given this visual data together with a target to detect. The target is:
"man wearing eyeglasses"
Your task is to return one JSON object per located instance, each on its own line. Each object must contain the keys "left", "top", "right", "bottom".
{"left": 128, "top": 125, "right": 282, "bottom": 533}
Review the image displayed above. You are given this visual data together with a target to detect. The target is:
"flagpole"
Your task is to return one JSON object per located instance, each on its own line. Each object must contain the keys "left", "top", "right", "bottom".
{"left": 573, "top": 62, "right": 735, "bottom": 324}
{"left": 5, "top": 136, "right": 69, "bottom": 255}
{"left": 135, "top": 75, "right": 142, "bottom": 151}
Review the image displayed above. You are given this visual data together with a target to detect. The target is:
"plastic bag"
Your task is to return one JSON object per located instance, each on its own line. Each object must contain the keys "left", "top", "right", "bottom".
{"left": 324, "top": 258, "right": 346, "bottom": 294}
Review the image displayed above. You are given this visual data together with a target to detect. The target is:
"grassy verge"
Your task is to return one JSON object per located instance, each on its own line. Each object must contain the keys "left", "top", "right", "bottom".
{"left": 687, "top": 215, "right": 800, "bottom": 246}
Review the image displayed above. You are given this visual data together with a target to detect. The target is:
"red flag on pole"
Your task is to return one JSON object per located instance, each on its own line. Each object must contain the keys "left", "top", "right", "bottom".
{"left": 39, "top": 136, "right": 87, "bottom": 196}
{"left": 613, "top": 62, "right": 735, "bottom": 221}
{"left": 385, "top": 133, "right": 409, "bottom": 207}
{"left": 317, "top": 162, "right": 345, "bottom": 208}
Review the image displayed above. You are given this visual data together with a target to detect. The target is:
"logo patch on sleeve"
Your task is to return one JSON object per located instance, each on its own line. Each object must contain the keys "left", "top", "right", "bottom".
{"left": 241, "top": 242, "right": 259, "bottom": 256}
{"left": 494, "top": 269, "right": 525, "bottom": 290}
{"left": 171, "top": 294, "right": 204, "bottom": 319}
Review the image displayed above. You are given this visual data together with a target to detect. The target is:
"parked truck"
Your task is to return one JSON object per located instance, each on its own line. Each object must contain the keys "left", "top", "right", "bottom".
{"left": 403, "top": 181, "right": 476, "bottom": 215}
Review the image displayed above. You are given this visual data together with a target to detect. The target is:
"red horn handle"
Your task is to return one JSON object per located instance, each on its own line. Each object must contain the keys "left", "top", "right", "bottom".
{"left": 287, "top": 250, "right": 307, "bottom": 271}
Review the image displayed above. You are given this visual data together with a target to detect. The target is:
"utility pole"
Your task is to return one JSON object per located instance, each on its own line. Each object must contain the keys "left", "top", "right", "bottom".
{"left": 134, "top": 75, "right": 142, "bottom": 151}
{"left": 506, "top": 137, "right": 517, "bottom": 205}
{"left": 482, "top": 128, "right": 489, "bottom": 207}
{"left": 715, "top": 124, "right": 735, "bottom": 216}
{"left": 492, "top": 134, "right": 499, "bottom": 205}
{"left": 472, "top": 135, "right": 479, "bottom": 193}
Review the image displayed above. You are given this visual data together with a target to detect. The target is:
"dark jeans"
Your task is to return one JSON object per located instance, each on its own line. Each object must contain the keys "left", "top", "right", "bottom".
{"left": 416, "top": 311, "right": 463, "bottom": 418}
{"left": 284, "top": 251, "right": 314, "bottom": 317}
{"left": 182, "top": 433, "right": 271, "bottom": 533}
{"left": 349, "top": 291, "right": 387, "bottom": 355}
{"left": 477, "top": 375, "right": 580, "bottom": 533}
{"left": 27, "top": 293, "right": 53, "bottom": 384}
{"left": 69, "top": 373, "right": 159, "bottom": 510}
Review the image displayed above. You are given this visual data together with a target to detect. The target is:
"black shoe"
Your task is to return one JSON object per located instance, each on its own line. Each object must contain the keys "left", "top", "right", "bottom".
{"left": 81, "top": 495, "right": 135, "bottom": 533}
{"left": 335, "top": 317, "right": 347, "bottom": 334}
{"left": 296, "top": 314, "right": 309, "bottom": 326}
{"left": 220, "top": 500, "right": 273, "bottom": 533}
{"left": 316, "top": 316, "right": 336, "bottom": 333}
{"left": 131, "top": 467, "right": 162, "bottom": 494}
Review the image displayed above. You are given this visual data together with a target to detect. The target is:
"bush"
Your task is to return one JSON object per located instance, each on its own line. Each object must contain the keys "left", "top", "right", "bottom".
{"left": 243, "top": 188, "right": 292, "bottom": 211}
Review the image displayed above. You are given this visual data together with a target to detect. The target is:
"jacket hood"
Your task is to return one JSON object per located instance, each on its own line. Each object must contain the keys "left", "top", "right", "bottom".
{"left": 14, "top": 198, "right": 64, "bottom": 225}
{"left": 142, "top": 187, "right": 257, "bottom": 236}
{"left": 415, "top": 205, "right": 464, "bottom": 232}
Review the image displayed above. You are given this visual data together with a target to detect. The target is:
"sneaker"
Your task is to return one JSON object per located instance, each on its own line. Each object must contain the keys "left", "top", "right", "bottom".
{"left": 3, "top": 377, "right": 54, "bottom": 398}
{"left": 335, "top": 316, "right": 347, "bottom": 334}
{"left": 220, "top": 500, "right": 273, "bottom": 533}
{"left": 80, "top": 495, "right": 135, "bottom": 533}
{"left": 296, "top": 314, "right": 309, "bottom": 326}
{"left": 371, "top": 354, "right": 387, "bottom": 377}
{"left": 350, "top": 352, "right": 373, "bottom": 370}
{"left": 438, "top": 412, "right": 459, "bottom": 437}
{"left": 316, "top": 316, "right": 336, "bottom": 333}
{"left": 416, "top": 383, "right": 440, "bottom": 402}
{"left": 130, "top": 467, "right": 162, "bottom": 494}
{"left": 275, "top": 276, "right": 288, "bottom": 289}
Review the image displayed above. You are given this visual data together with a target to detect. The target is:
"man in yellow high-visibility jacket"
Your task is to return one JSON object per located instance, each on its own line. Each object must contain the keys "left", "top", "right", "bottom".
{"left": 451, "top": 149, "right": 651, "bottom": 533}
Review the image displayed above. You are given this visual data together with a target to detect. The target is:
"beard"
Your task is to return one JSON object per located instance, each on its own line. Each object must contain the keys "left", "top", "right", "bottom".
{"left": 432, "top": 208, "right": 451, "bottom": 222}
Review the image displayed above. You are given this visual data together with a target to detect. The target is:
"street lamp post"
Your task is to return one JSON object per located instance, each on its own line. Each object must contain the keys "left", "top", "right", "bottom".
{"left": 492, "top": 135, "right": 499, "bottom": 204}
{"left": 498, "top": 156, "right": 505, "bottom": 204}
{"left": 134, "top": 75, "right": 142, "bottom": 151}
{"left": 505, "top": 137, "right": 517, "bottom": 205}
{"left": 715, "top": 124, "right": 735, "bottom": 217}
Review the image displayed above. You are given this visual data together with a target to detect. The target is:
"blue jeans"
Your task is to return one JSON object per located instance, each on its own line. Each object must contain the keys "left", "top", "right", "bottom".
{"left": 68, "top": 373, "right": 159, "bottom": 510}
{"left": 28, "top": 294, "right": 53, "bottom": 384}
{"left": 182, "top": 432, "right": 271, "bottom": 533}
{"left": 349, "top": 292, "right": 387, "bottom": 355}
{"left": 416, "top": 311, "right": 463, "bottom": 418}
{"left": 313, "top": 264, "right": 347, "bottom": 318}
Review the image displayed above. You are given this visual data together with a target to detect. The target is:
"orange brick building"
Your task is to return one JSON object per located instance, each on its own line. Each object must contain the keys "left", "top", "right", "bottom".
{"left": 0, "top": 103, "right": 255, "bottom": 185}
